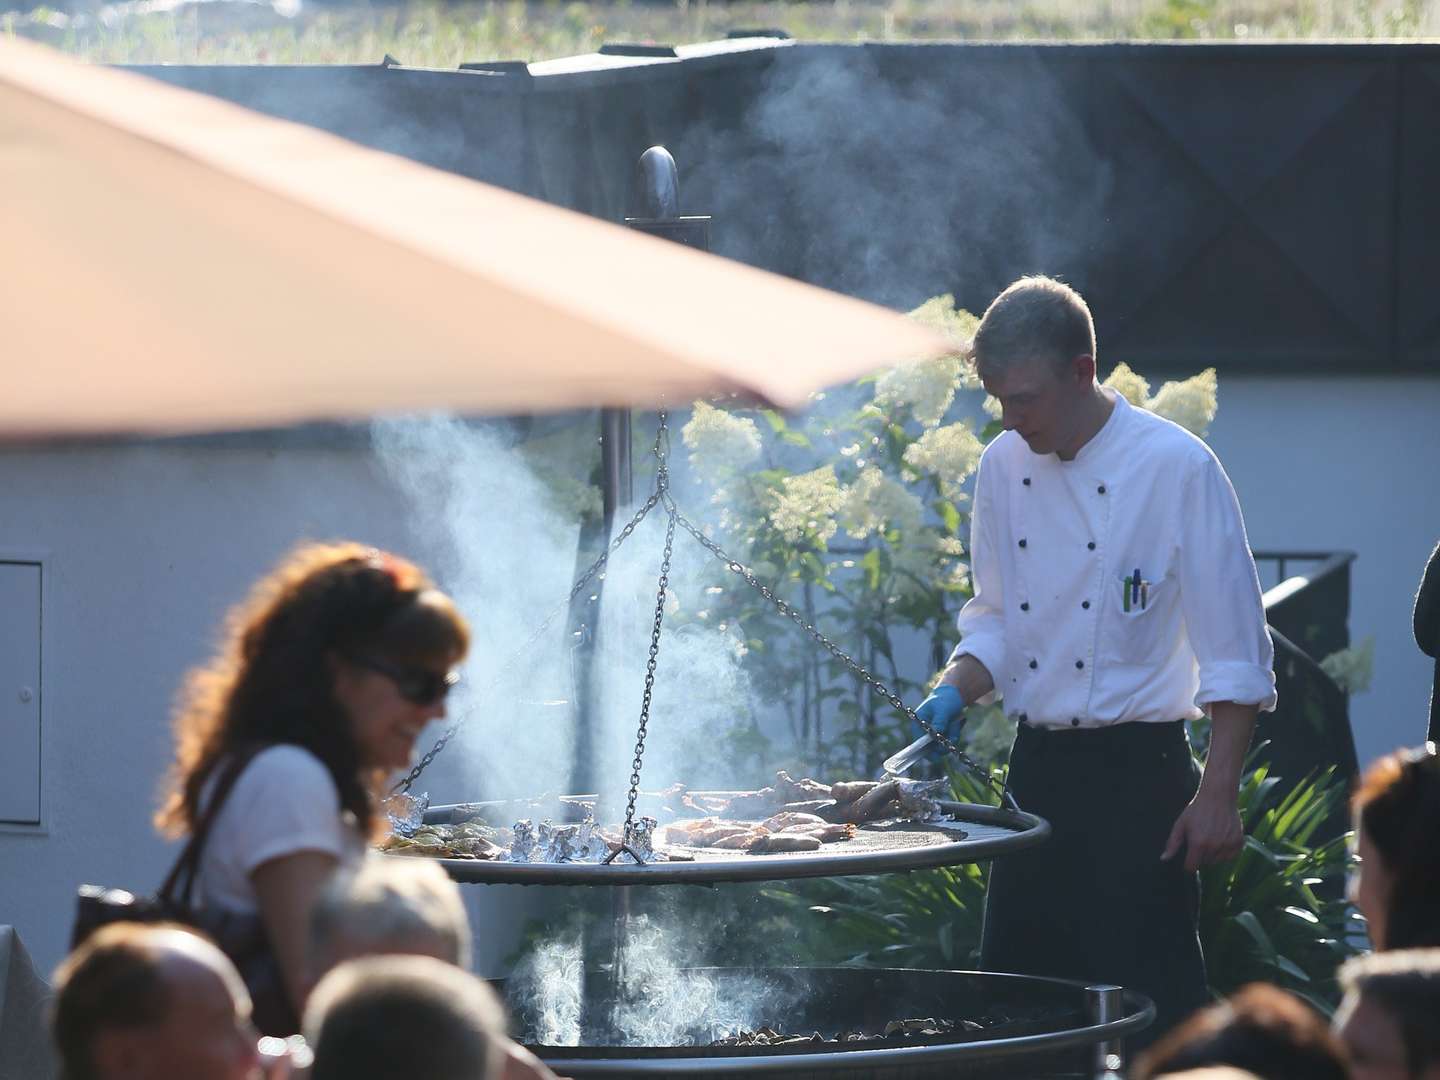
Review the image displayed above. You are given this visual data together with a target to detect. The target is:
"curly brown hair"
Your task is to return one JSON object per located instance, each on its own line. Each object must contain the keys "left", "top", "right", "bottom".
{"left": 1352, "top": 744, "right": 1440, "bottom": 950}
{"left": 156, "top": 541, "right": 470, "bottom": 841}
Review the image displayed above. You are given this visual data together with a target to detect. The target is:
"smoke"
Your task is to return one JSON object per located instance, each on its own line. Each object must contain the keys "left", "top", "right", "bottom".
{"left": 370, "top": 413, "right": 590, "bottom": 802}
{"left": 678, "top": 45, "right": 1115, "bottom": 309}
{"left": 610, "top": 914, "right": 794, "bottom": 1045}
{"left": 507, "top": 910, "right": 798, "bottom": 1047}
{"left": 370, "top": 412, "right": 771, "bottom": 807}
{"left": 586, "top": 502, "right": 767, "bottom": 806}
{"left": 509, "top": 935, "right": 585, "bottom": 1046}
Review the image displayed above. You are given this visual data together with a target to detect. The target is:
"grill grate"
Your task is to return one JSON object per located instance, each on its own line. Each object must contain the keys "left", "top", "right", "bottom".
{"left": 416, "top": 799, "right": 1048, "bottom": 886}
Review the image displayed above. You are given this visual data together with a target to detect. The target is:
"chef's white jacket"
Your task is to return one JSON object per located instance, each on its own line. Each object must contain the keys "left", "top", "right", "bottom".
{"left": 951, "top": 391, "right": 1276, "bottom": 729}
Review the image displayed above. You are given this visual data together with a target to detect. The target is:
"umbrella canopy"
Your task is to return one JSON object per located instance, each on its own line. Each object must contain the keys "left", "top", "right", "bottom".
{"left": 0, "top": 38, "right": 947, "bottom": 439}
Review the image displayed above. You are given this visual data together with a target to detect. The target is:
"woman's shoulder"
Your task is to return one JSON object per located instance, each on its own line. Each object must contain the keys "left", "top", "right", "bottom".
{"left": 245, "top": 743, "right": 333, "bottom": 779}
{"left": 227, "top": 743, "right": 342, "bottom": 813}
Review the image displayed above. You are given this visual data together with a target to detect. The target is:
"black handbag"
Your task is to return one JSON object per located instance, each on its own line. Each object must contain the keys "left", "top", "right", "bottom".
{"left": 71, "top": 747, "right": 299, "bottom": 1035}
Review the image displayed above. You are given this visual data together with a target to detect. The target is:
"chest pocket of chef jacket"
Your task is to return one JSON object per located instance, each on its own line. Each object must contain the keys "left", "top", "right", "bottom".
{"left": 1101, "top": 566, "right": 1178, "bottom": 667}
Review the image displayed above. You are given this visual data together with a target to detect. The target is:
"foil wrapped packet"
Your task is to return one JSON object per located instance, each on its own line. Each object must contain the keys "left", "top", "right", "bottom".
{"left": 382, "top": 791, "right": 429, "bottom": 837}
{"left": 509, "top": 819, "right": 537, "bottom": 863}
{"left": 893, "top": 778, "right": 949, "bottom": 822}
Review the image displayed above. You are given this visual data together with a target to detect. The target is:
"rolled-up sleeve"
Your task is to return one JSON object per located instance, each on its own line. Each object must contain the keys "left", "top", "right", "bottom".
{"left": 950, "top": 455, "right": 1009, "bottom": 699}
{"left": 1178, "top": 451, "right": 1277, "bottom": 712}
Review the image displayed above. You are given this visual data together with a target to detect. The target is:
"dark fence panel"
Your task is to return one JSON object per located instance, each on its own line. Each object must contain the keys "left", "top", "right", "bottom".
{"left": 1257, "top": 553, "right": 1360, "bottom": 842}
{"left": 127, "top": 41, "right": 1440, "bottom": 375}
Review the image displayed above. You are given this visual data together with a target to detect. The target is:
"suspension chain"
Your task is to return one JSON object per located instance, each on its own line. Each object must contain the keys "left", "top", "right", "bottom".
{"left": 618, "top": 498, "right": 677, "bottom": 845}
{"left": 668, "top": 504, "right": 1015, "bottom": 809}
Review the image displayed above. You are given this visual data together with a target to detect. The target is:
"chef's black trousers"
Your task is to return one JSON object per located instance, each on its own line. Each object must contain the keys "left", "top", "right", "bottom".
{"left": 979, "top": 718, "right": 1209, "bottom": 1048}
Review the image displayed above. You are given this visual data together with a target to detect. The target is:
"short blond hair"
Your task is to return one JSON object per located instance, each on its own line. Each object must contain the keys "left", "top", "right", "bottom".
{"left": 972, "top": 276, "right": 1096, "bottom": 375}
{"left": 310, "top": 856, "right": 471, "bottom": 977}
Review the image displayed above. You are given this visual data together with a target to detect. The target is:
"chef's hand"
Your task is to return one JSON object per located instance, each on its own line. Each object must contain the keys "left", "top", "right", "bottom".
{"left": 912, "top": 684, "right": 966, "bottom": 746}
{"left": 1161, "top": 789, "right": 1244, "bottom": 873}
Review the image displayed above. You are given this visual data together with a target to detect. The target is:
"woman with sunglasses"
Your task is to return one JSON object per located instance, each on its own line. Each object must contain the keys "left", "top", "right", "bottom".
{"left": 155, "top": 541, "right": 468, "bottom": 1033}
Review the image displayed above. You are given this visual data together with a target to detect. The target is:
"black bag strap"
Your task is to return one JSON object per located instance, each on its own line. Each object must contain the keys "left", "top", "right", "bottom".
{"left": 158, "top": 743, "right": 268, "bottom": 908}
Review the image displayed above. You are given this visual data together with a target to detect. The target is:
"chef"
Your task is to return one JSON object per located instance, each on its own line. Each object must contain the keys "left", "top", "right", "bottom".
{"left": 911, "top": 276, "right": 1276, "bottom": 1042}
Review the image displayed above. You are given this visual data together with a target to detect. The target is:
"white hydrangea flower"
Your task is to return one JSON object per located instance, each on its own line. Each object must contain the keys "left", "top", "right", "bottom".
{"left": 681, "top": 401, "right": 763, "bottom": 479}
{"left": 871, "top": 295, "right": 982, "bottom": 427}
{"left": 939, "top": 559, "right": 971, "bottom": 592}
{"left": 907, "top": 294, "right": 980, "bottom": 361}
{"left": 1320, "top": 637, "right": 1374, "bottom": 694}
{"left": 889, "top": 536, "right": 942, "bottom": 600}
{"left": 1102, "top": 362, "right": 1151, "bottom": 408}
{"left": 904, "top": 421, "right": 984, "bottom": 500}
{"left": 933, "top": 533, "right": 971, "bottom": 591}
{"left": 767, "top": 466, "right": 845, "bottom": 545}
{"left": 873, "top": 356, "right": 963, "bottom": 429}
{"left": 839, "top": 467, "right": 924, "bottom": 540}
{"left": 1147, "top": 368, "right": 1218, "bottom": 437}
{"left": 982, "top": 394, "right": 1003, "bottom": 420}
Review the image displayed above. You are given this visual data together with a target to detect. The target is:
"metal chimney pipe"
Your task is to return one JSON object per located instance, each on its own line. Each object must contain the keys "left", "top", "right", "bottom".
{"left": 636, "top": 145, "right": 680, "bottom": 220}
{"left": 572, "top": 146, "right": 688, "bottom": 805}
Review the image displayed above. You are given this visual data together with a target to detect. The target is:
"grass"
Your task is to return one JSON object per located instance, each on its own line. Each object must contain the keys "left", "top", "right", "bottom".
{"left": 6, "top": 0, "right": 1440, "bottom": 68}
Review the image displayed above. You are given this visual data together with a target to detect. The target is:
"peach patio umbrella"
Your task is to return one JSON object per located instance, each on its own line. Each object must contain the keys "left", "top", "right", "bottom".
{"left": 0, "top": 37, "right": 946, "bottom": 438}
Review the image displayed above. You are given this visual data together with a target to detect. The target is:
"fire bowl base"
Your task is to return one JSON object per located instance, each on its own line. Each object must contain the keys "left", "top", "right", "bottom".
{"left": 503, "top": 966, "right": 1153, "bottom": 1079}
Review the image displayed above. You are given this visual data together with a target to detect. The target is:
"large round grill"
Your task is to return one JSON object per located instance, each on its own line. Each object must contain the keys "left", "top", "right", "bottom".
{"left": 419, "top": 798, "right": 1047, "bottom": 886}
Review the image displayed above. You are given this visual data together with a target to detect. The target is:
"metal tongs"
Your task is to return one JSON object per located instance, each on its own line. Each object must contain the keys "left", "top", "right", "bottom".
{"left": 881, "top": 732, "right": 943, "bottom": 777}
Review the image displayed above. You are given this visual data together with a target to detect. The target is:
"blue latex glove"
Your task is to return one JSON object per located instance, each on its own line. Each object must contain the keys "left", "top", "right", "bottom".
{"left": 912, "top": 683, "right": 966, "bottom": 747}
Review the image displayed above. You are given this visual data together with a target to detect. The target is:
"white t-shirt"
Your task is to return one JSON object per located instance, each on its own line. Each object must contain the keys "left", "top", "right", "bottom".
{"left": 194, "top": 745, "right": 366, "bottom": 914}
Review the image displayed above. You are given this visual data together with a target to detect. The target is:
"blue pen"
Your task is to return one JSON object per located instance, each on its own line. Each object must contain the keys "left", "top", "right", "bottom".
{"left": 1132, "top": 568, "right": 1140, "bottom": 606}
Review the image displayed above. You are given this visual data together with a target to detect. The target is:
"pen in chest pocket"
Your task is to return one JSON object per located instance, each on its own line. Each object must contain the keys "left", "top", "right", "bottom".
{"left": 1121, "top": 571, "right": 1150, "bottom": 612}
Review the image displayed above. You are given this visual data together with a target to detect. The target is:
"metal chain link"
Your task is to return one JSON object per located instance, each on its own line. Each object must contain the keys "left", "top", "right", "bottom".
{"left": 394, "top": 488, "right": 662, "bottom": 795}
{"left": 667, "top": 504, "right": 1016, "bottom": 810}
{"left": 617, "top": 499, "right": 676, "bottom": 845}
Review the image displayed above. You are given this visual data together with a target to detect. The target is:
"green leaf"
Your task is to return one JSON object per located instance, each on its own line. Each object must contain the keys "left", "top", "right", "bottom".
{"left": 1233, "top": 910, "right": 1276, "bottom": 958}
{"left": 1270, "top": 955, "right": 1312, "bottom": 983}
{"left": 937, "top": 500, "right": 961, "bottom": 535}
{"left": 759, "top": 409, "right": 787, "bottom": 433}
{"left": 861, "top": 548, "right": 882, "bottom": 591}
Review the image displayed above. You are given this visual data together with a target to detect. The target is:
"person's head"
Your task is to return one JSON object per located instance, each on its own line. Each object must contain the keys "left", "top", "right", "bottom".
{"left": 304, "top": 955, "right": 506, "bottom": 1080}
{"left": 309, "top": 855, "right": 472, "bottom": 983}
{"left": 52, "top": 923, "right": 259, "bottom": 1080}
{"left": 1350, "top": 744, "right": 1440, "bottom": 950}
{"left": 1336, "top": 949, "right": 1440, "bottom": 1080}
{"left": 1131, "top": 982, "right": 1348, "bottom": 1080}
{"left": 157, "top": 542, "right": 470, "bottom": 839}
{"left": 971, "top": 275, "right": 1100, "bottom": 457}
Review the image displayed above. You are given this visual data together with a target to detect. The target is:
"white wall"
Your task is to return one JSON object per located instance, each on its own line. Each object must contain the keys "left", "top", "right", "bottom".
{"left": 0, "top": 441, "right": 540, "bottom": 979}
{"left": 1206, "top": 376, "right": 1440, "bottom": 768}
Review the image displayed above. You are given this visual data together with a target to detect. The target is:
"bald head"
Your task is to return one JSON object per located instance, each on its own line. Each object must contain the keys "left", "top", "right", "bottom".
{"left": 53, "top": 924, "right": 258, "bottom": 1080}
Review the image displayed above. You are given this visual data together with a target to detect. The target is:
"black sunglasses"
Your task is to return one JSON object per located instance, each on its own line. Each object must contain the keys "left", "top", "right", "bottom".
{"left": 346, "top": 654, "right": 459, "bottom": 706}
